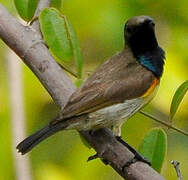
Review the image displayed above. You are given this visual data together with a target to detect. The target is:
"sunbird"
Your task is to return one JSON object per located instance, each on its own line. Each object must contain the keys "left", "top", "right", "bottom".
{"left": 17, "top": 16, "right": 165, "bottom": 157}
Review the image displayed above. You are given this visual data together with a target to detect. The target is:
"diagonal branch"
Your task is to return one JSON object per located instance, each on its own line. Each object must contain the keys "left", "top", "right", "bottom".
{"left": 0, "top": 3, "right": 75, "bottom": 108}
{"left": 0, "top": 3, "right": 165, "bottom": 180}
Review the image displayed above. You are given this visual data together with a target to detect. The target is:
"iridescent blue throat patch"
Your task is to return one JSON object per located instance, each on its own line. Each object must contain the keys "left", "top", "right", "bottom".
{"left": 138, "top": 55, "right": 157, "bottom": 75}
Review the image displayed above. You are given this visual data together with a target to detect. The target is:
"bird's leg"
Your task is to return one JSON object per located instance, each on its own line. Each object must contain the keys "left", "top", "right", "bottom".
{"left": 112, "top": 124, "right": 122, "bottom": 137}
{"left": 115, "top": 136, "right": 151, "bottom": 168}
{"left": 87, "top": 152, "right": 109, "bottom": 165}
{"left": 112, "top": 124, "right": 150, "bottom": 166}
{"left": 112, "top": 124, "right": 151, "bottom": 166}
{"left": 87, "top": 153, "right": 99, "bottom": 162}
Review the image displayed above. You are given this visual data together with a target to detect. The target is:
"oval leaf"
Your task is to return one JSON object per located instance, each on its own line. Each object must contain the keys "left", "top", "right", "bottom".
{"left": 138, "top": 128, "right": 167, "bottom": 173}
{"left": 39, "top": 8, "right": 83, "bottom": 78}
{"left": 39, "top": 8, "right": 73, "bottom": 62}
{"left": 64, "top": 19, "right": 83, "bottom": 78}
{"left": 169, "top": 80, "right": 188, "bottom": 121}
{"left": 50, "top": 0, "right": 62, "bottom": 9}
{"left": 14, "top": 0, "right": 39, "bottom": 21}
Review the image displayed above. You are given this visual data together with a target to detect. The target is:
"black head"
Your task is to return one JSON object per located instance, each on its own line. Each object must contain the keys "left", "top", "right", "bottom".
{"left": 124, "top": 16, "right": 165, "bottom": 78}
{"left": 124, "top": 15, "right": 158, "bottom": 56}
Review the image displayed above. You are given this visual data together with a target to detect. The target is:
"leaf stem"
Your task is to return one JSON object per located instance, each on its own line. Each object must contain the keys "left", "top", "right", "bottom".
{"left": 57, "top": 62, "right": 78, "bottom": 78}
{"left": 140, "top": 111, "right": 188, "bottom": 136}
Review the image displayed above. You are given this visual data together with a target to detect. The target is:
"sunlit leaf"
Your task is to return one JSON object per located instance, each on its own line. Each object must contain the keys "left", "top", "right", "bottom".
{"left": 39, "top": 8, "right": 73, "bottom": 62}
{"left": 14, "top": 0, "right": 39, "bottom": 21}
{"left": 138, "top": 128, "right": 167, "bottom": 173}
{"left": 50, "top": 0, "right": 62, "bottom": 10}
{"left": 169, "top": 80, "right": 188, "bottom": 121}
{"left": 64, "top": 19, "right": 83, "bottom": 78}
{"left": 39, "top": 8, "right": 83, "bottom": 78}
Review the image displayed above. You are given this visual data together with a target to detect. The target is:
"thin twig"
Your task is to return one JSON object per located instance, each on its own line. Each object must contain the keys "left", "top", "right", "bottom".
{"left": 57, "top": 62, "right": 78, "bottom": 78}
{"left": 171, "top": 160, "right": 182, "bottom": 180}
{"left": 140, "top": 111, "right": 188, "bottom": 136}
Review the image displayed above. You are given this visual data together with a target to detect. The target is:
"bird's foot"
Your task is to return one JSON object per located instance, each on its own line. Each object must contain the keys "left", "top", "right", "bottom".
{"left": 115, "top": 136, "right": 151, "bottom": 167}
{"left": 87, "top": 153, "right": 99, "bottom": 162}
{"left": 87, "top": 152, "right": 109, "bottom": 165}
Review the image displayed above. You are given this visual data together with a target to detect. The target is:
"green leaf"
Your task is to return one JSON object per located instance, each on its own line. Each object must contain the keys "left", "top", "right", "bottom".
{"left": 50, "top": 0, "right": 62, "bottom": 10}
{"left": 138, "top": 128, "right": 167, "bottom": 173}
{"left": 64, "top": 19, "right": 83, "bottom": 78}
{"left": 169, "top": 80, "right": 188, "bottom": 121}
{"left": 39, "top": 8, "right": 83, "bottom": 78}
{"left": 14, "top": 0, "right": 39, "bottom": 21}
{"left": 39, "top": 8, "right": 73, "bottom": 62}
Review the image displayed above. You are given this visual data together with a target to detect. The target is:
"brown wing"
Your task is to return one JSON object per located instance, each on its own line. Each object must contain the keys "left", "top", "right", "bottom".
{"left": 53, "top": 49, "right": 155, "bottom": 122}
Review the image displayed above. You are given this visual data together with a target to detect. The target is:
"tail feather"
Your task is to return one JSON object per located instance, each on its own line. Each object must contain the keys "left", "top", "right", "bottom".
{"left": 16, "top": 123, "right": 65, "bottom": 155}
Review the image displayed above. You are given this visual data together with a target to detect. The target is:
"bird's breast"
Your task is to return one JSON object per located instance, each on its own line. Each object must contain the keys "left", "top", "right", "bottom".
{"left": 141, "top": 77, "right": 159, "bottom": 97}
{"left": 69, "top": 78, "right": 159, "bottom": 131}
{"left": 86, "top": 83, "right": 159, "bottom": 130}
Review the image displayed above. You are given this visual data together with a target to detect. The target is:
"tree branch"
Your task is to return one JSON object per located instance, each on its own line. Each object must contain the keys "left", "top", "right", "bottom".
{"left": 0, "top": 3, "right": 165, "bottom": 180}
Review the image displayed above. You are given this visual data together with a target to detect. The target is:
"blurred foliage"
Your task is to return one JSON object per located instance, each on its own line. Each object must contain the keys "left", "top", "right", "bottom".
{"left": 0, "top": 0, "right": 188, "bottom": 179}
{"left": 50, "top": 0, "right": 62, "bottom": 10}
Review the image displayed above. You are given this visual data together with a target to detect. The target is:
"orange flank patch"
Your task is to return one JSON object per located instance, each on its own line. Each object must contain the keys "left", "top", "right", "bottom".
{"left": 142, "top": 77, "right": 159, "bottom": 97}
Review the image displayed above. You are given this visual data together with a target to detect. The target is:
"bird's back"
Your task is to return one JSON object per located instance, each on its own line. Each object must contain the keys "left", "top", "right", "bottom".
{"left": 57, "top": 48, "right": 156, "bottom": 121}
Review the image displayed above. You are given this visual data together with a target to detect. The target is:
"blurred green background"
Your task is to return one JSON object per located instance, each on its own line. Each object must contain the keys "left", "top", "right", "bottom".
{"left": 0, "top": 0, "right": 188, "bottom": 179}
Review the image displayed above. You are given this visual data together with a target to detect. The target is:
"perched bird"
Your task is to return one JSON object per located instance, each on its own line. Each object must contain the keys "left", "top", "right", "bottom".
{"left": 17, "top": 15, "right": 165, "bottom": 155}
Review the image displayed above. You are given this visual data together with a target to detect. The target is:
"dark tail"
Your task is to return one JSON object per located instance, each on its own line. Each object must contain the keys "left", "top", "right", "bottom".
{"left": 16, "top": 122, "right": 66, "bottom": 155}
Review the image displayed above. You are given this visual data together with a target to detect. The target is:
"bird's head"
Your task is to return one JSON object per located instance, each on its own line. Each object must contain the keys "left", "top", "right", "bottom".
{"left": 124, "top": 16, "right": 158, "bottom": 56}
{"left": 124, "top": 16, "right": 165, "bottom": 78}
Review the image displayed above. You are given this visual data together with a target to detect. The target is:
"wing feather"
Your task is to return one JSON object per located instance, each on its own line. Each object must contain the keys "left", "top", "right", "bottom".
{"left": 51, "top": 49, "right": 156, "bottom": 123}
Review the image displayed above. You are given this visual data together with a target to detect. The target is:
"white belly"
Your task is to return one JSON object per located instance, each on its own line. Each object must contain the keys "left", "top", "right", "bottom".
{"left": 88, "top": 97, "right": 146, "bottom": 128}
{"left": 67, "top": 85, "right": 158, "bottom": 132}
